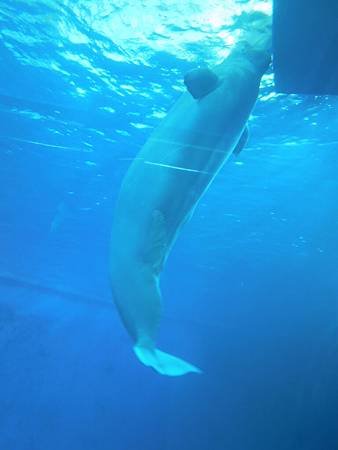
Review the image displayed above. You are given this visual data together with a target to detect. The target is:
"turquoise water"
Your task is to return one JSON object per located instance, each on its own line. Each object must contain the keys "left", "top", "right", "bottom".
{"left": 1, "top": 1, "right": 338, "bottom": 449}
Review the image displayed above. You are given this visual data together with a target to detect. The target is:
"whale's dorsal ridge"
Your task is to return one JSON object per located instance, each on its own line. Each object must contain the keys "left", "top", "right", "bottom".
{"left": 184, "top": 67, "right": 220, "bottom": 100}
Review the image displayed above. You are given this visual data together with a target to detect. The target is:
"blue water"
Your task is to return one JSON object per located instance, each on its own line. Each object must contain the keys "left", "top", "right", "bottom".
{"left": 1, "top": 1, "right": 338, "bottom": 449}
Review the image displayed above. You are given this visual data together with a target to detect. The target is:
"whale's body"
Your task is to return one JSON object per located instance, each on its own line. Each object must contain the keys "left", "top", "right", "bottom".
{"left": 110, "top": 22, "right": 271, "bottom": 376}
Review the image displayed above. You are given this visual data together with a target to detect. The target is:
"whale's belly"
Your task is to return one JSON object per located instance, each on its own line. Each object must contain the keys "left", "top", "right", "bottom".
{"left": 112, "top": 66, "right": 260, "bottom": 268}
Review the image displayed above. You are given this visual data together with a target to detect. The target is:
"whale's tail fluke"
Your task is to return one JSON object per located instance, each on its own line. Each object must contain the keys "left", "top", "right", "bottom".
{"left": 134, "top": 345, "right": 202, "bottom": 377}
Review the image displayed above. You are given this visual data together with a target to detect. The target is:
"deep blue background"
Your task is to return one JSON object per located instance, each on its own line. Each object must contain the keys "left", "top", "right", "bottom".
{"left": 1, "top": 2, "right": 338, "bottom": 449}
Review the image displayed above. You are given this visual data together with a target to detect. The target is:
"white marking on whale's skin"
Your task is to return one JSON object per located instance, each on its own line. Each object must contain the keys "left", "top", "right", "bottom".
{"left": 144, "top": 160, "right": 210, "bottom": 174}
{"left": 110, "top": 14, "right": 272, "bottom": 376}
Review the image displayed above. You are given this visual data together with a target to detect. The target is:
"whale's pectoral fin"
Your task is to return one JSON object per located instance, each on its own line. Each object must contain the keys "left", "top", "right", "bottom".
{"left": 184, "top": 67, "right": 220, "bottom": 99}
{"left": 143, "top": 209, "right": 168, "bottom": 274}
{"left": 233, "top": 126, "right": 249, "bottom": 157}
{"left": 134, "top": 345, "right": 202, "bottom": 376}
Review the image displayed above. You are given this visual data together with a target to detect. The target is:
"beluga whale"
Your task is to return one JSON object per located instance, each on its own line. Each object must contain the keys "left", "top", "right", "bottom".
{"left": 110, "top": 13, "right": 272, "bottom": 376}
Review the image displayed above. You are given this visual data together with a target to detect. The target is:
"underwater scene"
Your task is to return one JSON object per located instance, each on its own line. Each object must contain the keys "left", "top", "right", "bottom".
{"left": 1, "top": 0, "right": 338, "bottom": 449}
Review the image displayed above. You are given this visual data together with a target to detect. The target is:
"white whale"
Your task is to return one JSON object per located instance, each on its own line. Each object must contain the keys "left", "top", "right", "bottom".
{"left": 110, "top": 15, "right": 271, "bottom": 376}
